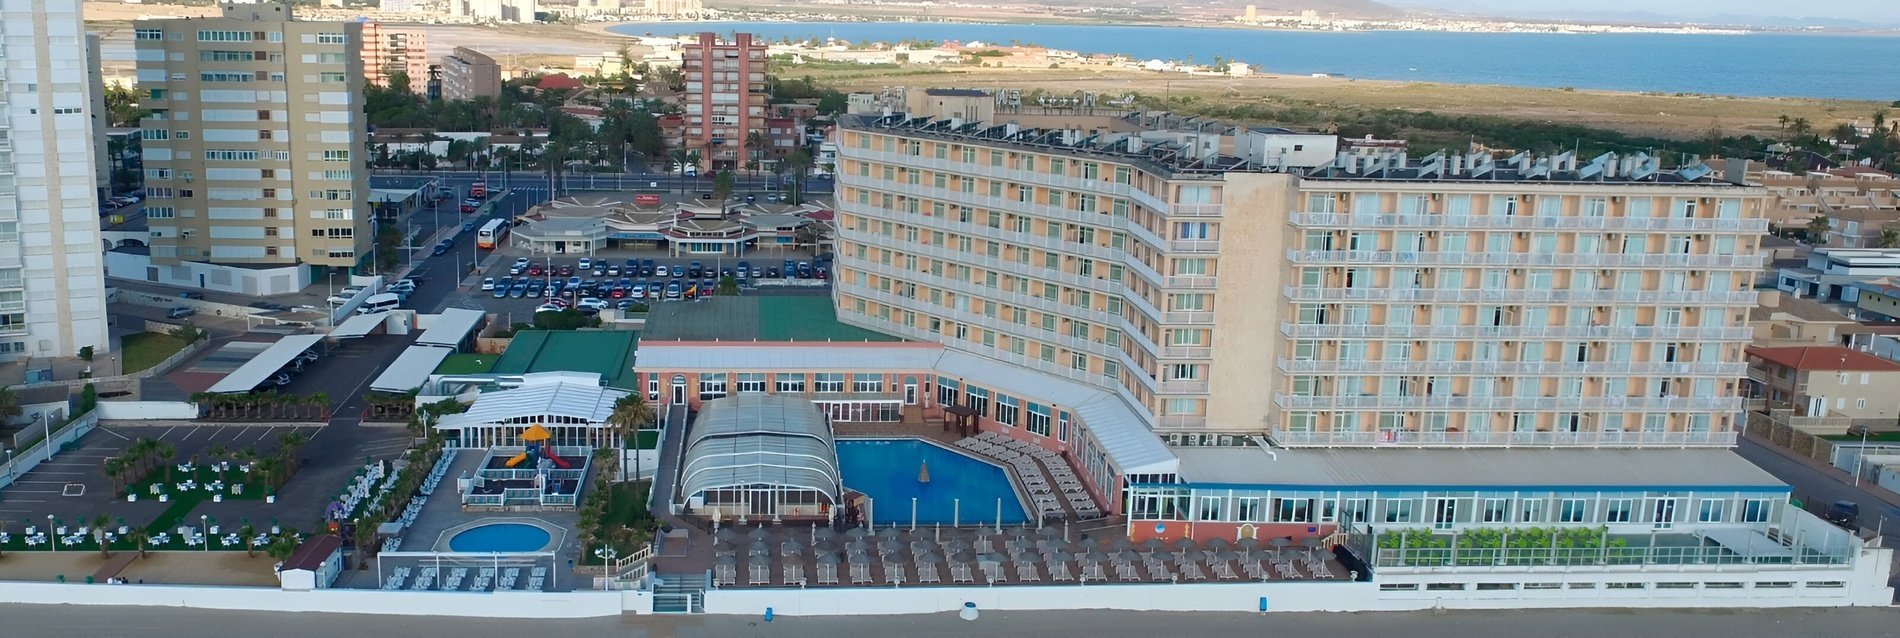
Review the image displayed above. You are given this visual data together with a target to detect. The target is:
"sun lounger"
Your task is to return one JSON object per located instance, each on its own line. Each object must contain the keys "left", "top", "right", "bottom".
{"left": 817, "top": 563, "right": 839, "bottom": 585}
{"left": 749, "top": 563, "right": 770, "bottom": 586}
{"left": 1050, "top": 561, "right": 1074, "bottom": 581}
{"left": 1181, "top": 561, "right": 1207, "bottom": 581}
{"left": 951, "top": 563, "right": 974, "bottom": 583}
{"left": 918, "top": 562, "right": 940, "bottom": 583}
{"left": 715, "top": 563, "right": 736, "bottom": 586}
{"left": 1015, "top": 562, "right": 1040, "bottom": 582}
{"left": 850, "top": 562, "right": 872, "bottom": 585}
{"left": 884, "top": 562, "right": 906, "bottom": 585}
{"left": 784, "top": 562, "right": 805, "bottom": 586}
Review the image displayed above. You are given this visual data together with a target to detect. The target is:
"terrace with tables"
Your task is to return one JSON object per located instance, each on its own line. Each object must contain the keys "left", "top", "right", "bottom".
{"left": 706, "top": 522, "right": 1349, "bottom": 589}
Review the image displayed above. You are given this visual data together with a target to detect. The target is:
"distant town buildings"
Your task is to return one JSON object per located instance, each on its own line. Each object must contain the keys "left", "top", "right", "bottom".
{"left": 359, "top": 21, "right": 430, "bottom": 92}
{"left": 682, "top": 32, "right": 768, "bottom": 171}
{"left": 441, "top": 47, "right": 502, "bottom": 101}
{"left": 449, "top": 0, "right": 538, "bottom": 23}
{"left": 129, "top": 1, "right": 371, "bottom": 291}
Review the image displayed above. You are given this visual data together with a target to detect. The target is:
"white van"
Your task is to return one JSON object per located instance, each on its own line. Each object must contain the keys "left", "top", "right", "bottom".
{"left": 355, "top": 292, "right": 400, "bottom": 315}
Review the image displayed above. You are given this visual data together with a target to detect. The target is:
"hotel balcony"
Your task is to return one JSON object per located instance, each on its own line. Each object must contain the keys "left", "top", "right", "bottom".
{"left": 1282, "top": 286, "right": 1759, "bottom": 306}
{"left": 1279, "top": 323, "right": 1755, "bottom": 342}
{"left": 1157, "top": 379, "right": 1211, "bottom": 394}
{"left": 1268, "top": 427, "right": 1739, "bottom": 448}
{"left": 1286, "top": 212, "right": 1770, "bottom": 233}
{"left": 1272, "top": 394, "right": 1745, "bottom": 412}
{"left": 1285, "top": 249, "right": 1765, "bottom": 269}
{"left": 1275, "top": 358, "right": 1747, "bottom": 377}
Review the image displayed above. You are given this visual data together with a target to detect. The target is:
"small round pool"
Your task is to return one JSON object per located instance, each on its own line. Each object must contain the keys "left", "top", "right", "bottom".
{"left": 448, "top": 523, "right": 552, "bottom": 553}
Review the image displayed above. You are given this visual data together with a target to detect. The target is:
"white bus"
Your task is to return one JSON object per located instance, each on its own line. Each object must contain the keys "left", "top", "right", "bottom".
{"left": 476, "top": 218, "right": 508, "bottom": 250}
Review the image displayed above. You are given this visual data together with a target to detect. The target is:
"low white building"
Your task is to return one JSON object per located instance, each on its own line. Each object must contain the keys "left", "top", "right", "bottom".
{"left": 434, "top": 372, "right": 629, "bottom": 448}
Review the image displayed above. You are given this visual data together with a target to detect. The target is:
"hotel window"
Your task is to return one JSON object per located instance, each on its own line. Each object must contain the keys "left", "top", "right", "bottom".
{"left": 1520, "top": 499, "right": 1545, "bottom": 523}
{"left": 775, "top": 375, "right": 806, "bottom": 393}
{"left": 852, "top": 373, "right": 883, "bottom": 393}
{"left": 736, "top": 373, "right": 766, "bottom": 393}
{"left": 1382, "top": 499, "right": 1415, "bottom": 523}
{"left": 937, "top": 378, "right": 959, "bottom": 406}
{"left": 1026, "top": 403, "right": 1052, "bottom": 436}
{"left": 1559, "top": 498, "right": 1590, "bottom": 523}
{"left": 1698, "top": 499, "right": 1726, "bottom": 523}
{"left": 966, "top": 387, "right": 990, "bottom": 416}
{"left": 813, "top": 373, "right": 845, "bottom": 393}
{"left": 1275, "top": 498, "right": 1313, "bottom": 523}
{"left": 996, "top": 395, "right": 1020, "bottom": 427}
{"left": 1306, "top": 193, "right": 1336, "bottom": 214}
{"left": 1483, "top": 498, "right": 1511, "bottom": 523}
{"left": 1605, "top": 498, "right": 1634, "bottom": 523}
{"left": 698, "top": 373, "right": 728, "bottom": 400}
{"left": 1742, "top": 499, "right": 1771, "bottom": 523}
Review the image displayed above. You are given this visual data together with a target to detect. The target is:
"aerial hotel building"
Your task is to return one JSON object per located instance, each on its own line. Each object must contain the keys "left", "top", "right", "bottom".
{"left": 624, "top": 109, "right": 1895, "bottom": 606}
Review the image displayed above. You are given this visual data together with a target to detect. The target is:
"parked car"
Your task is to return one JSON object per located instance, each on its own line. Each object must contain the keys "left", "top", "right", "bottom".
{"left": 796, "top": 261, "right": 813, "bottom": 278}
{"left": 179, "top": 290, "right": 205, "bottom": 299}
{"left": 665, "top": 281, "right": 683, "bottom": 300}
{"left": 248, "top": 301, "right": 291, "bottom": 312}
{"left": 166, "top": 307, "right": 195, "bottom": 319}
{"left": 629, "top": 284, "right": 647, "bottom": 300}
{"left": 577, "top": 257, "right": 593, "bottom": 270}
{"left": 557, "top": 265, "right": 575, "bottom": 277}
{"left": 577, "top": 297, "right": 608, "bottom": 310}
{"left": 766, "top": 267, "right": 781, "bottom": 278}
{"left": 782, "top": 260, "right": 797, "bottom": 276}
{"left": 606, "top": 265, "right": 621, "bottom": 277}
{"left": 687, "top": 262, "right": 703, "bottom": 278}
{"left": 481, "top": 277, "right": 496, "bottom": 291}
{"left": 654, "top": 265, "right": 670, "bottom": 278}
{"left": 269, "top": 372, "right": 293, "bottom": 387}
{"left": 527, "top": 264, "right": 545, "bottom": 276}
{"left": 1826, "top": 500, "right": 1860, "bottom": 528}
{"left": 297, "top": 348, "right": 321, "bottom": 364}
{"left": 492, "top": 284, "right": 510, "bottom": 299}
{"left": 815, "top": 266, "right": 830, "bottom": 280}
{"left": 647, "top": 281, "right": 663, "bottom": 298}
{"left": 508, "top": 283, "right": 529, "bottom": 298}
{"left": 460, "top": 199, "right": 481, "bottom": 213}
{"left": 534, "top": 304, "right": 565, "bottom": 314}
{"left": 736, "top": 262, "right": 751, "bottom": 278}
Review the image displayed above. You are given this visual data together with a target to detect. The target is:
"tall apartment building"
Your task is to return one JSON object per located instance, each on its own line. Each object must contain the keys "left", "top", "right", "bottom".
{"left": 359, "top": 22, "right": 429, "bottom": 93}
{"left": 440, "top": 46, "right": 501, "bottom": 101}
{"left": 681, "top": 32, "right": 766, "bottom": 171}
{"left": 0, "top": 0, "right": 111, "bottom": 360}
{"left": 832, "top": 112, "right": 1766, "bottom": 447}
{"left": 644, "top": 0, "right": 702, "bottom": 18}
{"left": 133, "top": 1, "right": 370, "bottom": 285}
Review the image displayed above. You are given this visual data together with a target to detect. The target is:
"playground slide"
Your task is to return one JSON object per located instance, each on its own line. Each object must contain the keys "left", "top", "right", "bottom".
{"left": 544, "top": 449, "right": 571, "bottom": 469}
{"left": 505, "top": 452, "right": 529, "bottom": 468}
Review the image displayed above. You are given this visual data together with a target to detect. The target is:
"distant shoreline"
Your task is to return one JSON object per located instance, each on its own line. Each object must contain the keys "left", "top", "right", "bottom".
{"left": 582, "top": 17, "right": 1900, "bottom": 40}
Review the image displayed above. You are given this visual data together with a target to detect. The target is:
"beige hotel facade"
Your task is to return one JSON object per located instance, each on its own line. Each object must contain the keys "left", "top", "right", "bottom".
{"left": 829, "top": 112, "right": 1767, "bottom": 448}
{"left": 133, "top": 1, "right": 371, "bottom": 275}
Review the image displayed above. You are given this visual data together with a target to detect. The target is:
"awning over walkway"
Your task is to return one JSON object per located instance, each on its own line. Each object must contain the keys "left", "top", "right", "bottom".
{"left": 416, "top": 308, "right": 485, "bottom": 348}
{"left": 331, "top": 312, "right": 388, "bottom": 340}
{"left": 935, "top": 350, "right": 1179, "bottom": 476}
{"left": 207, "top": 334, "right": 326, "bottom": 393}
{"left": 370, "top": 345, "right": 455, "bottom": 393}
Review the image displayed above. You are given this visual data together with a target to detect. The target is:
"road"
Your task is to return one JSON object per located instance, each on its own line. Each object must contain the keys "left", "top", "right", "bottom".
{"left": 1735, "top": 435, "right": 1900, "bottom": 549}
{"left": 2, "top": 604, "right": 1892, "bottom": 638}
{"left": 376, "top": 169, "right": 834, "bottom": 204}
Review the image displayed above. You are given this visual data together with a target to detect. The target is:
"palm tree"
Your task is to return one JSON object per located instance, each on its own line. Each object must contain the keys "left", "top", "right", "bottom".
{"left": 158, "top": 443, "right": 177, "bottom": 483}
{"left": 1778, "top": 114, "right": 1791, "bottom": 133}
{"left": 745, "top": 130, "right": 767, "bottom": 174}
{"left": 1879, "top": 228, "right": 1900, "bottom": 249}
{"left": 781, "top": 148, "right": 814, "bottom": 205}
{"left": 265, "top": 533, "right": 300, "bottom": 562}
{"left": 92, "top": 513, "right": 112, "bottom": 557}
{"left": 607, "top": 392, "right": 651, "bottom": 491}
{"left": 208, "top": 444, "right": 229, "bottom": 482}
{"left": 1805, "top": 215, "right": 1833, "bottom": 245}
{"left": 712, "top": 170, "right": 736, "bottom": 201}
{"left": 127, "top": 528, "right": 150, "bottom": 558}
{"left": 238, "top": 521, "right": 258, "bottom": 558}
{"left": 104, "top": 457, "right": 125, "bottom": 496}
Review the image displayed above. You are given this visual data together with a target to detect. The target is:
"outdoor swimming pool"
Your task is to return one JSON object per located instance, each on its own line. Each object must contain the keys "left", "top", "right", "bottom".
{"left": 448, "top": 523, "right": 553, "bottom": 553}
{"left": 835, "top": 439, "right": 1029, "bottom": 526}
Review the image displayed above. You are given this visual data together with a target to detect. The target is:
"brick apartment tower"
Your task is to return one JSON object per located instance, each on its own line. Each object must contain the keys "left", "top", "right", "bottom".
{"left": 682, "top": 32, "right": 767, "bottom": 172}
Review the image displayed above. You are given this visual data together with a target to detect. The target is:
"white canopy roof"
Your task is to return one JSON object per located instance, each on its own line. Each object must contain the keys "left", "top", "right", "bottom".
{"left": 680, "top": 395, "right": 841, "bottom": 503}
{"left": 207, "top": 334, "right": 326, "bottom": 393}
{"left": 435, "top": 376, "right": 629, "bottom": 431}
{"left": 331, "top": 312, "right": 388, "bottom": 340}
{"left": 370, "top": 345, "right": 455, "bottom": 393}
{"left": 416, "top": 308, "right": 485, "bottom": 348}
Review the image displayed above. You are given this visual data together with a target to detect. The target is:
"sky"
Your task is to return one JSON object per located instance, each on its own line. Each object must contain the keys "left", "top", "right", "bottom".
{"left": 1402, "top": 0, "right": 1899, "bottom": 23}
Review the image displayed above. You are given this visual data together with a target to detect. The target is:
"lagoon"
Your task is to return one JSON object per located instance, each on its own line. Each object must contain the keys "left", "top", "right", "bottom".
{"left": 609, "top": 21, "right": 1900, "bottom": 101}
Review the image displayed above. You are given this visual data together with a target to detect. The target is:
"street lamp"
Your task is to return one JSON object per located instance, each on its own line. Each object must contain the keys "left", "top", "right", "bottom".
{"left": 1852, "top": 425, "right": 1871, "bottom": 487}
{"left": 200, "top": 514, "right": 209, "bottom": 552}
{"left": 594, "top": 547, "right": 617, "bottom": 590}
{"left": 47, "top": 514, "right": 55, "bottom": 553}
{"left": 4, "top": 448, "right": 12, "bottom": 481}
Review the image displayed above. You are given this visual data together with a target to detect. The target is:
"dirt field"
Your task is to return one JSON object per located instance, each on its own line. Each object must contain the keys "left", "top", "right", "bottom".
{"left": 776, "top": 65, "right": 1882, "bottom": 140}
{"left": 113, "top": 551, "right": 282, "bottom": 587}
{"left": 0, "top": 552, "right": 112, "bottom": 582}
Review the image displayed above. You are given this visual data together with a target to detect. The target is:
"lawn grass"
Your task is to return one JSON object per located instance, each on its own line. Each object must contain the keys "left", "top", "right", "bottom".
{"left": 434, "top": 352, "right": 498, "bottom": 375}
{"left": 125, "top": 466, "right": 269, "bottom": 535}
{"left": 120, "top": 332, "right": 191, "bottom": 374}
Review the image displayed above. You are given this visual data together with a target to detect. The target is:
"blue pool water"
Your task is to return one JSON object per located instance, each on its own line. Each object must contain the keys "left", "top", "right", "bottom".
{"left": 449, "top": 523, "right": 552, "bottom": 553}
{"left": 835, "top": 439, "right": 1028, "bottom": 526}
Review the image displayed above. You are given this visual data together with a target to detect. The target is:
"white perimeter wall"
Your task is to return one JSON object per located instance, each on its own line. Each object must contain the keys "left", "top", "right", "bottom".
{"left": 95, "top": 401, "right": 199, "bottom": 420}
{"left": 0, "top": 582, "right": 644, "bottom": 618}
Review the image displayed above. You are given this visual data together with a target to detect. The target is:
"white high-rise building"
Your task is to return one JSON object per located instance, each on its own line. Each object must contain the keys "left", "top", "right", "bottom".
{"left": 0, "top": 0, "right": 110, "bottom": 361}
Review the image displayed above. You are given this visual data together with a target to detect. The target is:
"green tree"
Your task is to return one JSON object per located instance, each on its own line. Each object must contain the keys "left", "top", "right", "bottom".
{"left": 103, "top": 84, "right": 150, "bottom": 128}
{"left": 780, "top": 148, "right": 814, "bottom": 205}
{"left": 715, "top": 275, "right": 740, "bottom": 296}
{"left": 169, "top": 322, "right": 207, "bottom": 344}
{"left": 1805, "top": 215, "right": 1832, "bottom": 245}
{"left": 92, "top": 513, "right": 112, "bottom": 557}
{"left": 0, "top": 387, "right": 21, "bottom": 424}
{"left": 1879, "top": 228, "right": 1900, "bottom": 249}
{"left": 712, "top": 170, "right": 736, "bottom": 201}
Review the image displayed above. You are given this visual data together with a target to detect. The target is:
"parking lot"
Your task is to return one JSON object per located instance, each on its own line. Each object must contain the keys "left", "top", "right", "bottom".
{"left": 0, "top": 423, "right": 322, "bottom": 532}
{"left": 468, "top": 247, "right": 834, "bottom": 318}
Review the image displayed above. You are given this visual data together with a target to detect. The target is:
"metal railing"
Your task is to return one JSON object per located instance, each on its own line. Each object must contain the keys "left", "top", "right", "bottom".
{"left": 1168, "top": 239, "right": 1222, "bottom": 253}
{"left": 845, "top": 258, "right": 1123, "bottom": 326}
{"left": 1286, "top": 249, "right": 1764, "bottom": 269}
{"left": 1274, "top": 394, "right": 1744, "bottom": 411}
{"left": 1286, "top": 212, "right": 1769, "bottom": 233}
{"left": 1275, "top": 358, "right": 1745, "bottom": 376}
{"left": 842, "top": 284, "right": 1119, "bottom": 359}
{"left": 1282, "top": 286, "right": 1759, "bottom": 306}
{"left": 1156, "top": 415, "right": 1210, "bottom": 429}
{"left": 1157, "top": 379, "right": 1211, "bottom": 394}
{"left": 1280, "top": 323, "right": 1754, "bottom": 341}
{"left": 834, "top": 311, "right": 1122, "bottom": 390}
{"left": 1269, "top": 428, "right": 1739, "bottom": 448}
{"left": 1161, "top": 346, "right": 1214, "bottom": 359}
